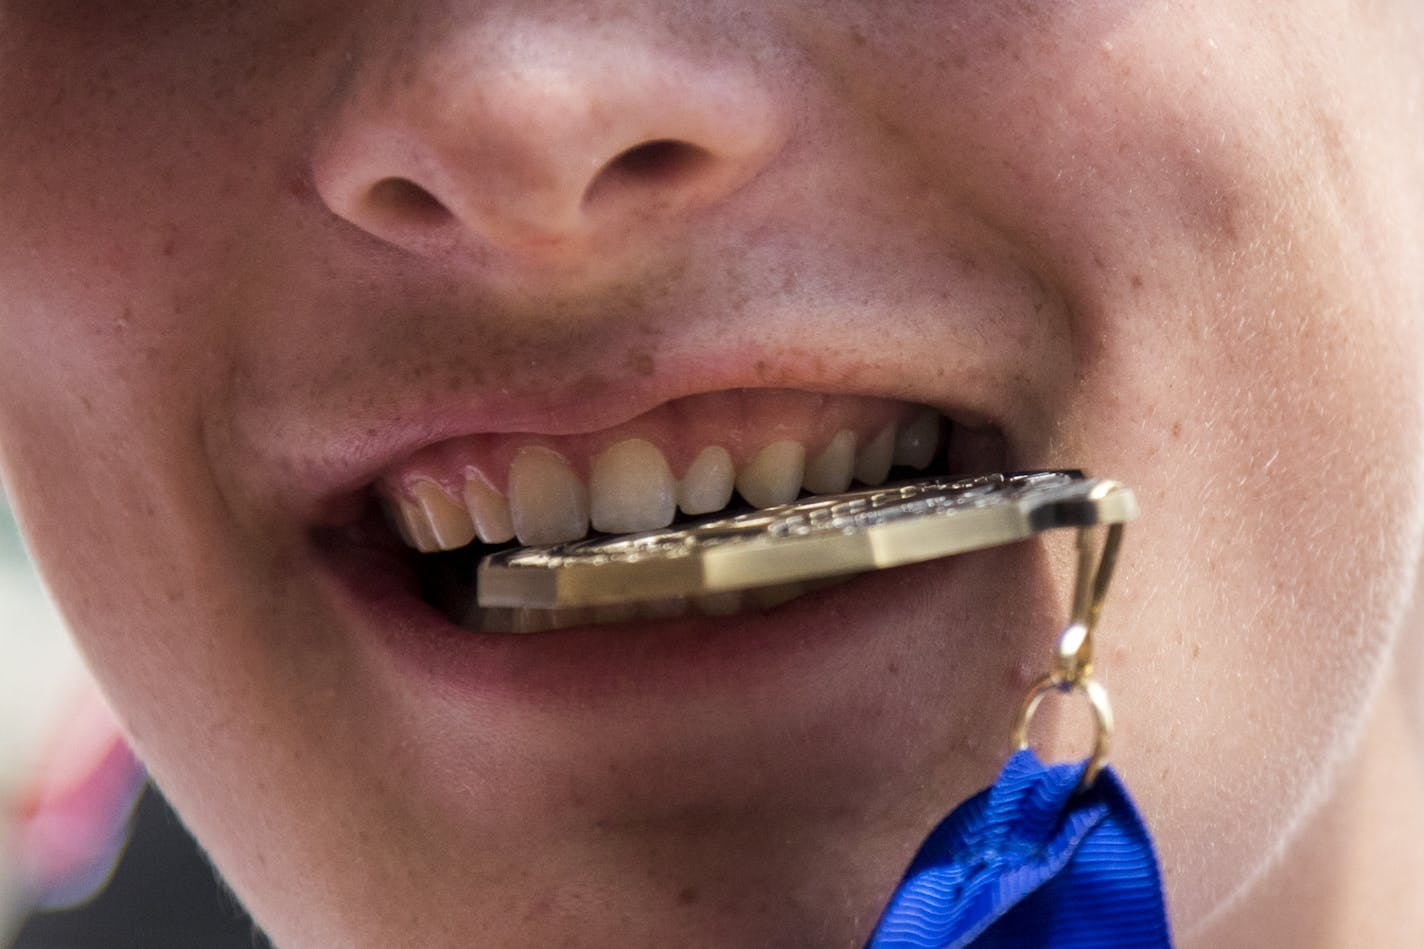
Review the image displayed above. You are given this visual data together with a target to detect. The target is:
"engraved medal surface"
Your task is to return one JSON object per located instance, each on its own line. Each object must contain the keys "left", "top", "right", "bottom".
{"left": 477, "top": 470, "right": 1137, "bottom": 610}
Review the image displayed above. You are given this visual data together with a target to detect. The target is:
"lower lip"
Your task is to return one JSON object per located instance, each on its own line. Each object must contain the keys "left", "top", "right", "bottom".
{"left": 312, "top": 533, "right": 1042, "bottom": 711}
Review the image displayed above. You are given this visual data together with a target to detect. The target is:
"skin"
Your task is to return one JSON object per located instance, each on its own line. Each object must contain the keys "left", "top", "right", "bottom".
{"left": 2, "top": 1, "right": 1423, "bottom": 945}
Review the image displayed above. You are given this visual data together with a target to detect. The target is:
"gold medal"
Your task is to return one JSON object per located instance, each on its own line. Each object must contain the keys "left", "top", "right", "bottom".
{"left": 477, "top": 470, "right": 1137, "bottom": 610}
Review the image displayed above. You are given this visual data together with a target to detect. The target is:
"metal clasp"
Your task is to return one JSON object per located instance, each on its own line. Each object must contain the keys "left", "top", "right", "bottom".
{"left": 1009, "top": 480, "right": 1127, "bottom": 790}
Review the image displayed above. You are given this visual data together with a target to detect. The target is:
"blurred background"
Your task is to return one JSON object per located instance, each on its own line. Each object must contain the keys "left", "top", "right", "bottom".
{"left": 2, "top": 485, "right": 270, "bottom": 948}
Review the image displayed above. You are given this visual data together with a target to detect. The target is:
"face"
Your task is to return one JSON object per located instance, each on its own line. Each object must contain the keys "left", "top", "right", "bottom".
{"left": 2, "top": 1, "right": 1422, "bottom": 945}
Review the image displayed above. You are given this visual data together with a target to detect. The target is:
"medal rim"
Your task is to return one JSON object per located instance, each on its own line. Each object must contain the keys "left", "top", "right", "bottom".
{"left": 477, "top": 470, "right": 1137, "bottom": 609}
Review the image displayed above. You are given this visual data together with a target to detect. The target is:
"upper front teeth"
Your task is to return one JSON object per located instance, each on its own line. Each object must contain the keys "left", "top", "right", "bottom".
{"left": 803, "top": 430, "right": 856, "bottom": 494}
{"left": 464, "top": 471, "right": 516, "bottom": 543}
{"left": 399, "top": 480, "right": 477, "bottom": 551}
{"left": 589, "top": 438, "right": 676, "bottom": 533}
{"left": 736, "top": 440, "right": 806, "bottom": 508}
{"left": 507, "top": 447, "right": 589, "bottom": 546}
{"left": 676, "top": 445, "right": 735, "bottom": 515}
{"left": 387, "top": 408, "right": 943, "bottom": 552}
{"left": 853, "top": 427, "right": 896, "bottom": 487}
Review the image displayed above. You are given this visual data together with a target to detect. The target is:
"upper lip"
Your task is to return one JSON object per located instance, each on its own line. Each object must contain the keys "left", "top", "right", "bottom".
{"left": 293, "top": 350, "right": 1009, "bottom": 530}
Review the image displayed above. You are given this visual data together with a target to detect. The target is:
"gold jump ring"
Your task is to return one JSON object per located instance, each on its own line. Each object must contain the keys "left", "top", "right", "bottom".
{"left": 1009, "top": 672, "right": 1115, "bottom": 790}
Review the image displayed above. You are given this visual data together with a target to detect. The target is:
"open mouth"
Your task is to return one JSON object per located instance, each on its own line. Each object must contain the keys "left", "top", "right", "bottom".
{"left": 335, "top": 389, "right": 1006, "bottom": 635}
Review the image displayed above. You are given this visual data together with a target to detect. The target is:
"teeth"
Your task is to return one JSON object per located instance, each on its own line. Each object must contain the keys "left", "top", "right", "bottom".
{"left": 466, "top": 584, "right": 805, "bottom": 634}
{"left": 678, "top": 445, "right": 735, "bottom": 515}
{"left": 463, "top": 471, "right": 516, "bottom": 543}
{"left": 390, "top": 409, "right": 948, "bottom": 559}
{"left": 590, "top": 602, "right": 641, "bottom": 625}
{"left": 590, "top": 438, "right": 676, "bottom": 533}
{"left": 463, "top": 574, "right": 856, "bottom": 633}
{"left": 804, "top": 572, "right": 861, "bottom": 592}
{"left": 746, "top": 582, "right": 807, "bottom": 610}
{"left": 692, "top": 591, "right": 744, "bottom": 616}
{"left": 476, "top": 598, "right": 707, "bottom": 634}
{"left": 893, "top": 408, "right": 941, "bottom": 470}
{"left": 803, "top": 430, "right": 856, "bottom": 494}
{"left": 507, "top": 446, "right": 589, "bottom": 545}
{"left": 853, "top": 425, "right": 896, "bottom": 486}
{"left": 510, "top": 607, "right": 589, "bottom": 634}
{"left": 397, "top": 480, "right": 476, "bottom": 552}
{"left": 472, "top": 606, "right": 512, "bottom": 632}
{"left": 390, "top": 495, "right": 438, "bottom": 551}
{"left": 639, "top": 598, "right": 691, "bottom": 621}
{"left": 736, "top": 440, "right": 806, "bottom": 508}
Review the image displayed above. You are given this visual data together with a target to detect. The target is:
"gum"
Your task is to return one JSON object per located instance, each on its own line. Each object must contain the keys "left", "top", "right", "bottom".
{"left": 380, "top": 388, "right": 930, "bottom": 499}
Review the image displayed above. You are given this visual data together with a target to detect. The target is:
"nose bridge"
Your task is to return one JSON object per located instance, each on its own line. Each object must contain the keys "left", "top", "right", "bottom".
{"left": 313, "top": 8, "right": 787, "bottom": 259}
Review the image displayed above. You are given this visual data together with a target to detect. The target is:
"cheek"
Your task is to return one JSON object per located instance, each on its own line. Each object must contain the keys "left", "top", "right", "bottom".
{"left": 1080, "top": 116, "right": 1424, "bottom": 949}
{"left": 0, "top": 1, "right": 352, "bottom": 387}
{"left": 852, "top": 3, "right": 1424, "bottom": 928}
{"left": 0, "top": 6, "right": 349, "bottom": 568}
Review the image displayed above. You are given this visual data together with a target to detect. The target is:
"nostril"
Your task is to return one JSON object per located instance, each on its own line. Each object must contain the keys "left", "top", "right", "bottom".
{"left": 365, "top": 177, "right": 454, "bottom": 230}
{"left": 613, "top": 139, "right": 709, "bottom": 179}
{"left": 582, "top": 139, "right": 713, "bottom": 208}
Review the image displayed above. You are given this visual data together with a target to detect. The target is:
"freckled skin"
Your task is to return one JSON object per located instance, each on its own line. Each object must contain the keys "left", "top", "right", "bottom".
{"left": 1, "top": 2, "right": 1423, "bottom": 947}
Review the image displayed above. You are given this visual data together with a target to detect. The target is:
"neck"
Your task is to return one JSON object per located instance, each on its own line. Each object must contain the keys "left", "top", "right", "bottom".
{"left": 1188, "top": 666, "right": 1424, "bottom": 948}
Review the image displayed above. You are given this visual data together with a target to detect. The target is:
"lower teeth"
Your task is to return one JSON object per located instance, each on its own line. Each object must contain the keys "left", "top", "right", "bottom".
{"left": 466, "top": 577, "right": 855, "bottom": 634}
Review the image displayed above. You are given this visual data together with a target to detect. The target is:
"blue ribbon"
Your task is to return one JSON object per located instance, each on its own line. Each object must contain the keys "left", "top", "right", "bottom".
{"left": 868, "top": 750, "right": 1172, "bottom": 948}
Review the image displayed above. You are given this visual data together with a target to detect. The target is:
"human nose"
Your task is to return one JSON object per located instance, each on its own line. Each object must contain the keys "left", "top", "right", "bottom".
{"left": 311, "top": 11, "right": 788, "bottom": 264}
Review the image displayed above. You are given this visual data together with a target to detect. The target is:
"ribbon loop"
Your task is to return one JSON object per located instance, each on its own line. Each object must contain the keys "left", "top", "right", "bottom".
{"left": 867, "top": 751, "right": 1172, "bottom": 949}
